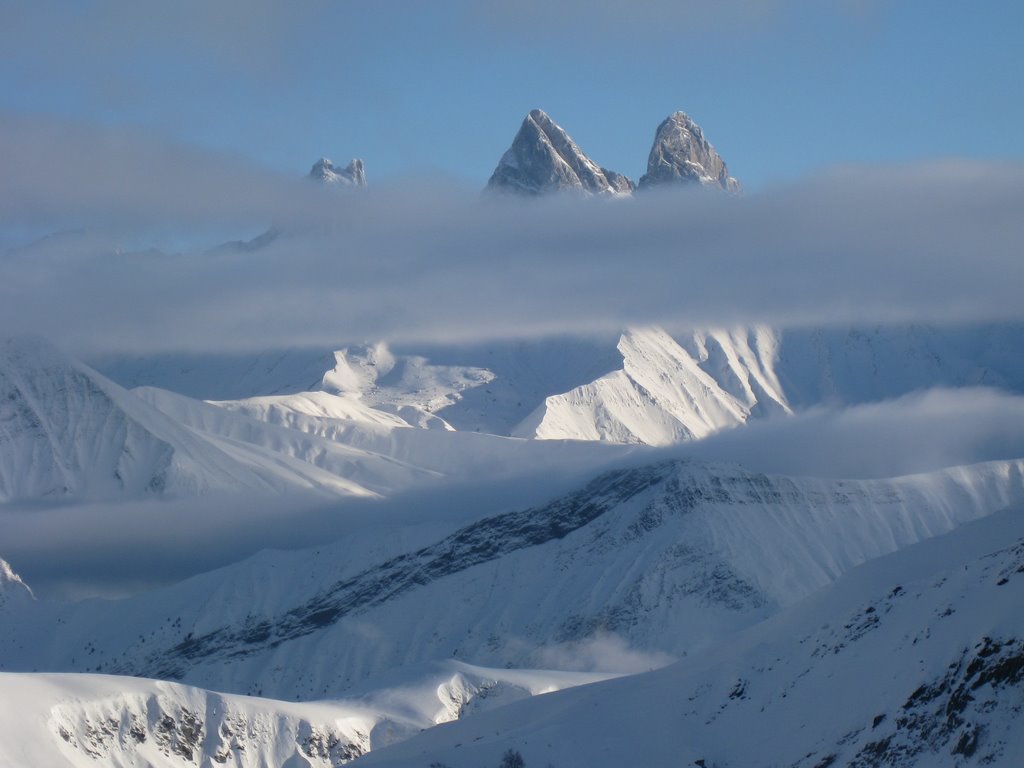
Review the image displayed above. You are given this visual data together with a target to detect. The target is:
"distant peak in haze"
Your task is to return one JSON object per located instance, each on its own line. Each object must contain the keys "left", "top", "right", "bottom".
{"left": 639, "top": 111, "right": 740, "bottom": 193}
{"left": 309, "top": 157, "right": 366, "bottom": 187}
{"left": 486, "top": 109, "right": 635, "bottom": 197}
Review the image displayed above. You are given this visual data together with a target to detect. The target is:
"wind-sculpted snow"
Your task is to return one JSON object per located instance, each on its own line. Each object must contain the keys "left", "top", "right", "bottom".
{"left": 4, "top": 457, "right": 1021, "bottom": 702}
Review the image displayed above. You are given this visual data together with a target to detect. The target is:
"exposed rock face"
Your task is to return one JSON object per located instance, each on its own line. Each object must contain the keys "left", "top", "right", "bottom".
{"left": 486, "top": 109, "right": 634, "bottom": 196}
{"left": 638, "top": 111, "right": 740, "bottom": 193}
{"left": 309, "top": 157, "right": 366, "bottom": 187}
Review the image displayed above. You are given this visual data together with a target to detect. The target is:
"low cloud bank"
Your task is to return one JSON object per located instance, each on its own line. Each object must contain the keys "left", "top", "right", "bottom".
{"left": 533, "top": 633, "right": 676, "bottom": 674}
{"left": 676, "top": 387, "right": 1024, "bottom": 479}
{"left": 0, "top": 462, "right": 620, "bottom": 600}
{"left": 4, "top": 387, "right": 1021, "bottom": 600}
{"left": 1, "top": 116, "right": 1022, "bottom": 353}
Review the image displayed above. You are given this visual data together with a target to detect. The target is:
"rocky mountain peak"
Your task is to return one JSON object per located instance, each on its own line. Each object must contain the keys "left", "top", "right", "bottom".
{"left": 486, "top": 109, "right": 634, "bottom": 196}
{"left": 638, "top": 111, "right": 740, "bottom": 193}
{"left": 309, "top": 157, "right": 366, "bottom": 187}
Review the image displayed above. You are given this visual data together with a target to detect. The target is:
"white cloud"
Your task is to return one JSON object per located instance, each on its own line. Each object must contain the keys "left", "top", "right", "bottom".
{"left": 1, "top": 117, "right": 1022, "bottom": 353}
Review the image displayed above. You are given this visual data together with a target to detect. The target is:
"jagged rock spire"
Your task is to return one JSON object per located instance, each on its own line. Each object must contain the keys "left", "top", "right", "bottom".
{"left": 309, "top": 157, "right": 366, "bottom": 187}
{"left": 486, "top": 109, "right": 634, "bottom": 196}
{"left": 638, "top": 111, "right": 740, "bottom": 193}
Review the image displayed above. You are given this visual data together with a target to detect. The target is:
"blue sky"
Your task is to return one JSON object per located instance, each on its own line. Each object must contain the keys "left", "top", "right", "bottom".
{"left": 2, "top": 1, "right": 1021, "bottom": 190}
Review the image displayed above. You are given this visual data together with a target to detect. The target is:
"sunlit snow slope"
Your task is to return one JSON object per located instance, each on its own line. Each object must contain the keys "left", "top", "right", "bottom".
{"left": 91, "top": 322, "right": 1024, "bottom": 447}
{"left": 0, "top": 337, "right": 373, "bottom": 500}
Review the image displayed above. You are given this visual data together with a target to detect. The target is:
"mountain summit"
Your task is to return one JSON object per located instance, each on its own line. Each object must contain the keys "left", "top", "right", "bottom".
{"left": 639, "top": 111, "right": 740, "bottom": 193}
{"left": 309, "top": 157, "right": 366, "bottom": 187}
{"left": 486, "top": 109, "right": 634, "bottom": 196}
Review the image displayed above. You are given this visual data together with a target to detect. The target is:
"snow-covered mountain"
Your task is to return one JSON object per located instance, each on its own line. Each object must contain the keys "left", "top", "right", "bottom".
{"left": 514, "top": 327, "right": 790, "bottom": 444}
{"left": 0, "top": 662, "right": 613, "bottom": 768}
{"left": 0, "top": 337, "right": 634, "bottom": 502}
{"left": 0, "top": 337, "right": 377, "bottom": 501}
{"left": 638, "top": 110, "right": 740, "bottom": 192}
{"left": 91, "top": 323, "right": 1024, "bottom": 449}
{"left": 486, "top": 109, "right": 634, "bottom": 196}
{"left": 135, "top": 384, "right": 627, "bottom": 494}
{"left": 358, "top": 498, "right": 1024, "bottom": 768}
{"left": 509, "top": 323, "right": 1024, "bottom": 444}
{"left": 310, "top": 157, "right": 366, "bottom": 186}
{"left": 3, "top": 457, "right": 1020, "bottom": 703}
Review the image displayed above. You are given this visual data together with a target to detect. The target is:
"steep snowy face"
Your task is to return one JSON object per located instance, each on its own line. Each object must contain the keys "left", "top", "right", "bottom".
{"left": 8, "top": 457, "right": 1021, "bottom": 701}
{"left": 358, "top": 503, "right": 1024, "bottom": 768}
{"left": 0, "top": 337, "right": 176, "bottom": 500}
{"left": 0, "top": 663, "right": 614, "bottom": 768}
{"left": 0, "top": 673, "right": 372, "bottom": 768}
{"left": 638, "top": 111, "right": 740, "bottom": 192}
{"left": 309, "top": 157, "right": 366, "bottom": 186}
{"left": 516, "top": 327, "right": 790, "bottom": 444}
{"left": 0, "top": 337, "right": 378, "bottom": 501}
{"left": 486, "top": 109, "right": 634, "bottom": 196}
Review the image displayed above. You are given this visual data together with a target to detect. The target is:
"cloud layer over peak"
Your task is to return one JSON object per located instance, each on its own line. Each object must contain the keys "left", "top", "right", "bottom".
{"left": 1, "top": 116, "right": 1023, "bottom": 353}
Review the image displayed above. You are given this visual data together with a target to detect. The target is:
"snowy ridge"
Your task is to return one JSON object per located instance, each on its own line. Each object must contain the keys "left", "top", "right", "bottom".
{"left": 136, "top": 384, "right": 627, "bottom": 494}
{"left": 4, "top": 457, "right": 1021, "bottom": 703}
{"left": 134, "top": 386, "right": 441, "bottom": 496}
{"left": 0, "top": 338, "right": 627, "bottom": 502}
{"left": 0, "top": 337, "right": 377, "bottom": 501}
{"left": 357, "top": 502, "right": 1024, "bottom": 768}
{"left": 515, "top": 327, "right": 791, "bottom": 444}
{"left": 0, "top": 662, "right": 609, "bottom": 767}
{"left": 89, "top": 322, "right": 1024, "bottom": 447}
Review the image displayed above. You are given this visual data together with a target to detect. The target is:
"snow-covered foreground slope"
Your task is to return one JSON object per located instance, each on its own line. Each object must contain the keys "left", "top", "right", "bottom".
{"left": 357, "top": 503, "right": 1024, "bottom": 768}
{"left": 0, "top": 337, "right": 374, "bottom": 501}
{"left": 0, "top": 662, "right": 612, "bottom": 768}
{"left": 4, "top": 457, "right": 1021, "bottom": 703}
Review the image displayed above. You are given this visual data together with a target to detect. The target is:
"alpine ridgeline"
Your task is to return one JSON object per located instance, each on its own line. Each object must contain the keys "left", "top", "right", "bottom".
{"left": 486, "top": 109, "right": 634, "bottom": 196}
{"left": 639, "top": 111, "right": 740, "bottom": 193}
{"left": 309, "top": 157, "right": 366, "bottom": 187}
